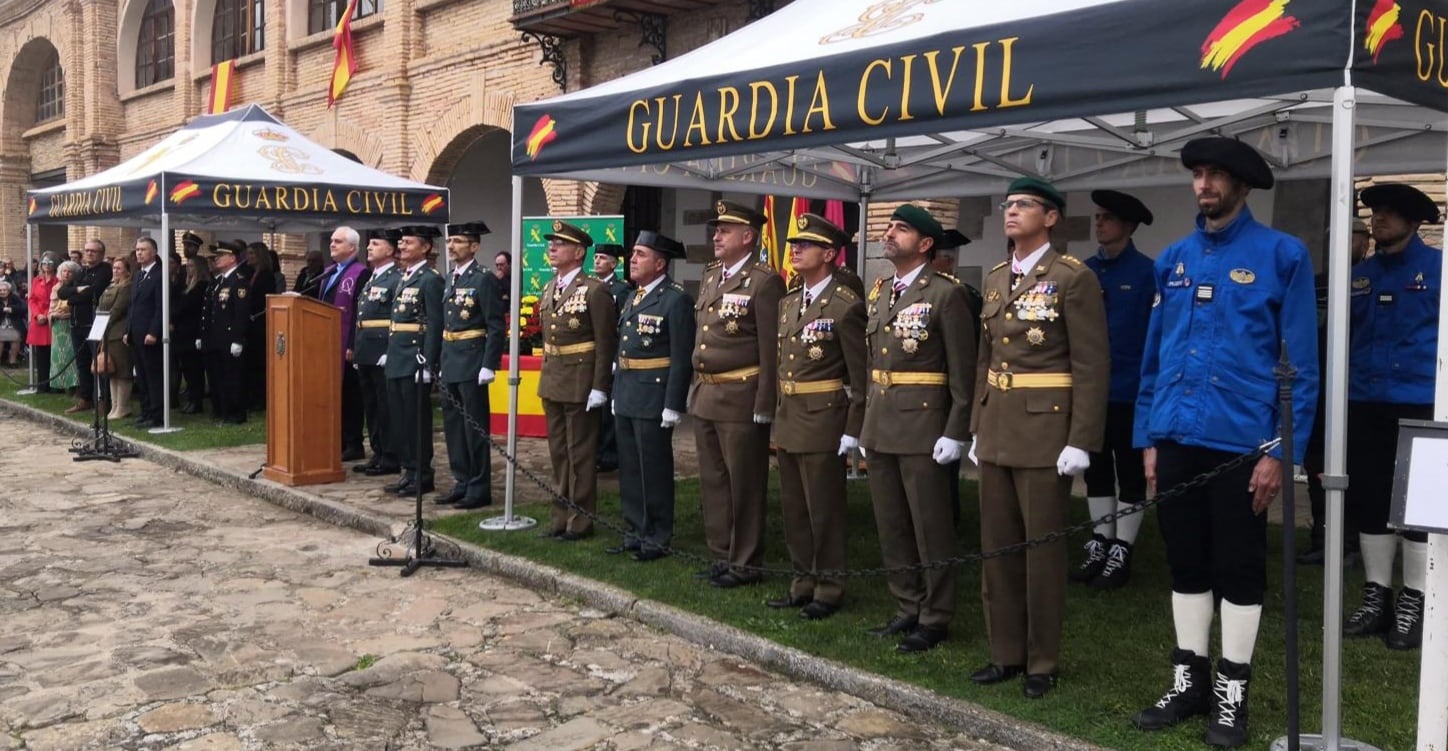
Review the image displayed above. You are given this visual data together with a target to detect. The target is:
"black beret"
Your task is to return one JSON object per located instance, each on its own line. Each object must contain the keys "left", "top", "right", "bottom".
{"left": 398, "top": 225, "right": 443, "bottom": 240}
{"left": 786, "top": 213, "right": 850, "bottom": 248}
{"left": 936, "top": 229, "right": 972, "bottom": 251}
{"left": 1181, "top": 137, "right": 1274, "bottom": 189}
{"left": 1007, "top": 177, "right": 1066, "bottom": 211}
{"left": 708, "top": 200, "right": 767, "bottom": 229}
{"left": 448, "top": 221, "right": 491, "bottom": 240}
{"left": 1091, "top": 189, "right": 1154, "bottom": 225}
{"left": 1360, "top": 184, "right": 1441, "bottom": 224}
{"left": 544, "top": 220, "right": 593, "bottom": 248}
{"left": 634, "top": 231, "right": 686, "bottom": 259}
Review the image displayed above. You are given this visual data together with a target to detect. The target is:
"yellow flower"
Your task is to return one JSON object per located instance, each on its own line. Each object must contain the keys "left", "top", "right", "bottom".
{"left": 520, "top": 305, "right": 535, "bottom": 316}
{"left": 519, "top": 316, "right": 528, "bottom": 327}
{"left": 522, "top": 294, "right": 540, "bottom": 304}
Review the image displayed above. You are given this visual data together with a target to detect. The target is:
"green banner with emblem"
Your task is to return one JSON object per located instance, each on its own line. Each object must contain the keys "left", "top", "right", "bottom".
{"left": 519, "top": 215, "right": 625, "bottom": 300}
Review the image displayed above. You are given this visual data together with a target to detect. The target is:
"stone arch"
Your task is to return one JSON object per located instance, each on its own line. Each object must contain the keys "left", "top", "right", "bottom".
{"left": 1, "top": 36, "right": 65, "bottom": 157}
{"left": 306, "top": 118, "right": 387, "bottom": 168}
{"left": 407, "top": 78, "right": 515, "bottom": 183}
{"left": 117, "top": 0, "right": 175, "bottom": 95}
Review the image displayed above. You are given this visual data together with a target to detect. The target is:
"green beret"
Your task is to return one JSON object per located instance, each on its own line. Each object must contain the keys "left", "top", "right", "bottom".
{"left": 1007, "top": 177, "right": 1066, "bottom": 211}
{"left": 889, "top": 204, "right": 943, "bottom": 241}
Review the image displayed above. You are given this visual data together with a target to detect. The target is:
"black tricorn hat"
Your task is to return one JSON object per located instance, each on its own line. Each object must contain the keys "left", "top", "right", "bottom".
{"left": 633, "top": 231, "right": 686, "bottom": 259}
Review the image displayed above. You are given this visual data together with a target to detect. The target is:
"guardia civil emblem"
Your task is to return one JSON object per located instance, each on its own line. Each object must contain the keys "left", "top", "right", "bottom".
{"left": 1027, "top": 327, "right": 1046, "bottom": 346}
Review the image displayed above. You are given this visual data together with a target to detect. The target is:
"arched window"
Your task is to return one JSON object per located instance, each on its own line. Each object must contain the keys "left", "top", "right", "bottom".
{"left": 308, "top": 0, "right": 381, "bottom": 35}
{"left": 212, "top": 0, "right": 265, "bottom": 63}
{"left": 135, "top": 0, "right": 175, "bottom": 87}
{"left": 36, "top": 49, "right": 63, "bottom": 123}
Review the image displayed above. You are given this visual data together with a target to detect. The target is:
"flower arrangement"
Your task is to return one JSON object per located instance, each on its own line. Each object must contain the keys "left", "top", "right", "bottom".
{"left": 515, "top": 294, "right": 543, "bottom": 352}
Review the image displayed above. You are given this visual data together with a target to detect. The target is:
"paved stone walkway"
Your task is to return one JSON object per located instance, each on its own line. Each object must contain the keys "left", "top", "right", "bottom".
{"left": 0, "top": 423, "right": 1011, "bottom": 750}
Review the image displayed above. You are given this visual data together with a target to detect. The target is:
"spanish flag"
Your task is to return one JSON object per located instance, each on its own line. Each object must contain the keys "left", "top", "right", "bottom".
{"left": 781, "top": 197, "right": 807, "bottom": 283}
{"left": 824, "top": 199, "right": 847, "bottom": 267}
{"left": 206, "top": 60, "right": 236, "bottom": 115}
{"left": 760, "top": 196, "right": 780, "bottom": 269}
{"left": 328, "top": 0, "right": 360, "bottom": 108}
{"left": 1200, "top": 0, "right": 1300, "bottom": 79}
{"left": 1364, "top": 0, "right": 1404, "bottom": 64}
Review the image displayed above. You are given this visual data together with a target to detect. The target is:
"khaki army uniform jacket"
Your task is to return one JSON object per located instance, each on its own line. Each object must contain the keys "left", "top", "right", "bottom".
{"left": 537, "top": 271, "right": 618, "bottom": 404}
{"left": 773, "top": 277, "right": 867, "bottom": 453}
{"left": 689, "top": 259, "right": 785, "bottom": 422}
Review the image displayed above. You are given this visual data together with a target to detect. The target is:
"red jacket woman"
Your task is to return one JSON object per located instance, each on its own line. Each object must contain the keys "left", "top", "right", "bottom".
{"left": 26, "top": 255, "right": 60, "bottom": 392}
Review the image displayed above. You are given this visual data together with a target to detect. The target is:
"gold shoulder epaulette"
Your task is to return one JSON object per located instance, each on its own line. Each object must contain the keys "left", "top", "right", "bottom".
{"left": 834, "top": 284, "right": 860, "bottom": 302}
{"left": 670, "top": 282, "right": 685, "bottom": 292}
{"left": 705, "top": 260, "right": 722, "bottom": 270}
{"left": 753, "top": 261, "right": 776, "bottom": 275}
{"left": 936, "top": 271, "right": 961, "bottom": 284}
{"left": 1059, "top": 254, "right": 1083, "bottom": 265}
{"left": 786, "top": 275, "right": 804, "bottom": 291}
{"left": 991, "top": 260, "right": 1010, "bottom": 272}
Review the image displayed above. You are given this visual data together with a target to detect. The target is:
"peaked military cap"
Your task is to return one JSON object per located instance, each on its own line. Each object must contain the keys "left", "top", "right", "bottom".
{"left": 1091, "top": 189, "right": 1153, "bottom": 225}
{"left": 448, "top": 221, "right": 491, "bottom": 241}
{"left": 1360, "top": 183, "right": 1441, "bottom": 224}
{"left": 181, "top": 232, "right": 205, "bottom": 247}
{"left": 1007, "top": 176, "right": 1066, "bottom": 211}
{"left": 544, "top": 220, "right": 593, "bottom": 248}
{"left": 708, "top": 200, "right": 767, "bottom": 229}
{"left": 634, "top": 230, "right": 686, "bottom": 259}
{"left": 1180, "top": 137, "right": 1274, "bottom": 189}
{"left": 208, "top": 239, "right": 245, "bottom": 255}
{"left": 786, "top": 213, "right": 850, "bottom": 248}
{"left": 889, "top": 204, "right": 944, "bottom": 241}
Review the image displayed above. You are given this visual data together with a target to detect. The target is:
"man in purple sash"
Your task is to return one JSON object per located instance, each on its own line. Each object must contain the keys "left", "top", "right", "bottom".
{"left": 325, "top": 227, "right": 373, "bottom": 462}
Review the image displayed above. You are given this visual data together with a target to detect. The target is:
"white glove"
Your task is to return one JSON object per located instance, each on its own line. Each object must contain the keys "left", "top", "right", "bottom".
{"left": 586, "top": 389, "right": 608, "bottom": 411}
{"left": 968, "top": 435, "right": 979, "bottom": 466}
{"left": 478, "top": 368, "right": 495, "bottom": 385}
{"left": 420, "top": 369, "right": 433, "bottom": 384}
{"left": 753, "top": 412, "right": 773, "bottom": 424}
{"left": 661, "top": 408, "right": 682, "bottom": 429}
{"left": 931, "top": 436, "right": 963, "bottom": 465}
{"left": 1056, "top": 445, "right": 1091, "bottom": 477}
{"left": 229, "top": 343, "right": 243, "bottom": 358}
{"left": 837, "top": 434, "right": 858, "bottom": 456}
{"left": 377, "top": 354, "right": 387, "bottom": 367}
{"left": 194, "top": 339, "right": 203, "bottom": 350}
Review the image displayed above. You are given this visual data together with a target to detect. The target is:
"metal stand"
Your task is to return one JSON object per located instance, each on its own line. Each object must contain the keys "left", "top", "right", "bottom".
{"left": 369, "top": 364, "right": 467, "bottom": 576}
{"left": 71, "top": 353, "right": 136, "bottom": 463}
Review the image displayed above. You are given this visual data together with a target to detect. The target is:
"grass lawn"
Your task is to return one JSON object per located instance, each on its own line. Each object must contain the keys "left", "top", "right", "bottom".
{"left": 0, "top": 380, "right": 266, "bottom": 451}
{"left": 435, "top": 475, "right": 1419, "bottom": 751}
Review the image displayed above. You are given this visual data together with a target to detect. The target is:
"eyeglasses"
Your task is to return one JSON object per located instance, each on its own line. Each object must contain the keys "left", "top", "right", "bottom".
{"left": 999, "top": 198, "right": 1046, "bottom": 212}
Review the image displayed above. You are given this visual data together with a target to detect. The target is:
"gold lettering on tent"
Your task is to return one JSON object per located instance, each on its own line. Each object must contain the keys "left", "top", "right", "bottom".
{"left": 997, "top": 37, "right": 1034, "bottom": 108}
{"left": 747, "top": 81, "right": 778, "bottom": 139}
{"left": 859, "top": 58, "right": 892, "bottom": 125}
{"left": 923, "top": 46, "right": 967, "bottom": 115}
{"left": 717, "top": 86, "right": 743, "bottom": 143}
{"left": 801, "top": 71, "right": 836, "bottom": 133}
{"left": 627, "top": 100, "right": 651, "bottom": 153}
{"left": 684, "top": 92, "right": 712, "bottom": 147}
{"left": 1416, "top": 10, "right": 1447, "bottom": 86}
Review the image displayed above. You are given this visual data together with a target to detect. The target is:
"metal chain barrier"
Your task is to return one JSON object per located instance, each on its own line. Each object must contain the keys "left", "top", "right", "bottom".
{"left": 436, "top": 382, "right": 1278, "bottom": 580}
{"left": 0, "top": 350, "right": 79, "bottom": 388}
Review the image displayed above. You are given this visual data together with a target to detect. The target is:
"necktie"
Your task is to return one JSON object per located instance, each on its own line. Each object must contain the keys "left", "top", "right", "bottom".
{"left": 632, "top": 288, "right": 646, "bottom": 306}
{"left": 452, "top": 271, "right": 461, "bottom": 287}
{"left": 889, "top": 279, "right": 907, "bottom": 307}
{"left": 801, "top": 289, "right": 813, "bottom": 316}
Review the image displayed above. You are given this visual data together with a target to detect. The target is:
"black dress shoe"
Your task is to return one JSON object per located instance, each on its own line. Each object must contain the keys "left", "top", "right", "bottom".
{"left": 382, "top": 478, "right": 412, "bottom": 493}
{"left": 180, "top": 402, "right": 200, "bottom": 414}
{"left": 537, "top": 529, "right": 564, "bottom": 539}
{"left": 693, "top": 563, "right": 727, "bottom": 580}
{"left": 352, "top": 462, "right": 375, "bottom": 473}
{"left": 605, "top": 544, "right": 641, "bottom": 555}
{"left": 896, "top": 625, "right": 948, "bottom": 653}
{"left": 453, "top": 497, "right": 493, "bottom": 510}
{"left": 969, "top": 663, "right": 1025, "bottom": 685}
{"left": 709, "top": 571, "right": 761, "bottom": 589}
{"left": 365, "top": 464, "right": 402, "bottom": 477}
{"left": 632, "top": 548, "right": 668, "bottom": 562}
{"left": 595, "top": 462, "right": 619, "bottom": 473}
{"left": 766, "top": 593, "right": 812, "bottom": 609}
{"left": 800, "top": 600, "right": 840, "bottom": 620}
{"left": 436, "top": 486, "right": 466, "bottom": 505}
{"left": 865, "top": 615, "right": 918, "bottom": 638}
{"left": 134, "top": 419, "right": 159, "bottom": 429}
{"left": 394, "top": 481, "right": 435, "bottom": 496}
{"left": 340, "top": 446, "right": 366, "bottom": 462}
{"left": 1023, "top": 673, "right": 1057, "bottom": 699}
{"left": 557, "top": 530, "right": 592, "bottom": 542}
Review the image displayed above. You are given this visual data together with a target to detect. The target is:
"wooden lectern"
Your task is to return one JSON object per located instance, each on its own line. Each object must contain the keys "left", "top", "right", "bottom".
{"left": 263, "top": 294, "right": 345, "bottom": 485}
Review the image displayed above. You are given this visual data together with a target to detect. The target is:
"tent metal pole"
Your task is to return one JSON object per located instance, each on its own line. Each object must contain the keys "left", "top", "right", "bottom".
{"left": 22, "top": 223, "right": 35, "bottom": 394}
{"left": 1414, "top": 132, "right": 1448, "bottom": 751}
{"left": 856, "top": 176, "right": 871, "bottom": 279}
{"left": 480, "top": 175, "right": 534, "bottom": 532}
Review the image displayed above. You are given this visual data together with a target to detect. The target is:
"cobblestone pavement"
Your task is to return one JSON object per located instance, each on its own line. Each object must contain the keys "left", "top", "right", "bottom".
{"left": 0, "top": 423, "right": 1013, "bottom": 750}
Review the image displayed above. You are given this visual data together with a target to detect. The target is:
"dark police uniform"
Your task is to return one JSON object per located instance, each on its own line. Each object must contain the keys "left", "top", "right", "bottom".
{"left": 859, "top": 204, "right": 976, "bottom": 650}
{"left": 973, "top": 178, "right": 1109, "bottom": 685}
{"left": 612, "top": 232, "right": 693, "bottom": 557}
{"left": 537, "top": 221, "right": 619, "bottom": 538}
{"left": 439, "top": 241, "right": 506, "bottom": 509}
{"left": 1078, "top": 190, "right": 1157, "bottom": 589}
{"left": 199, "top": 243, "right": 251, "bottom": 424}
{"left": 771, "top": 213, "right": 867, "bottom": 616}
{"left": 1343, "top": 183, "right": 1443, "bottom": 649}
{"left": 384, "top": 230, "right": 445, "bottom": 495}
{"left": 690, "top": 200, "right": 785, "bottom": 586}
{"left": 353, "top": 255, "right": 401, "bottom": 474}
{"left": 1132, "top": 139, "right": 1318, "bottom": 745}
{"left": 594, "top": 243, "right": 632, "bottom": 474}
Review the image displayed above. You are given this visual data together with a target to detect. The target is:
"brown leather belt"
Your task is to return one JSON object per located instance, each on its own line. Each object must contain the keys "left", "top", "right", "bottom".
{"left": 695, "top": 365, "right": 761, "bottom": 385}
{"left": 358, "top": 319, "right": 390, "bottom": 329}
{"left": 442, "top": 329, "right": 485, "bottom": 342}
{"left": 544, "top": 341, "right": 596, "bottom": 356}
{"left": 619, "top": 356, "right": 671, "bottom": 370}
{"left": 389, "top": 323, "right": 423, "bottom": 333}
{"left": 870, "top": 370, "right": 947, "bottom": 387}
{"left": 780, "top": 378, "right": 843, "bottom": 395}
{"left": 987, "top": 370, "right": 1073, "bottom": 391}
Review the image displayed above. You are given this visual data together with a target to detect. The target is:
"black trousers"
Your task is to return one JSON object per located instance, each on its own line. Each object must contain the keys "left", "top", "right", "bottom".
{"left": 357, "top": 364, "right": 395, "bottom": 468}
{"left": 387, "top": 375, "right": 434, "bottom": 485}
{"left": 32, "top": 344, "right": 50, "bottom": 391}
{"left": 131, "top": 339, "right": 165, "bottom": 422}
{"left": 598, "top": 403, "right": 619, "bottom": 467}
{"left": 341, "top": 364, "right": 364, "bottom": 452}
{"left": 1155, "top": 441, "right": 1267, "bottom": 605}
{"left": 1348, "top": 401, "right": 1430, "bottom": 542}
{"left": 616, "top": 414, "right": 676, "bottom": 550}
{"left": 178, "top": 346, "right": 205, "bottom": 406}
{"left": 441, "top": 380, "right": 492, "bottom": 503}
{"left": 71, "top": 328, "right": 93, "bottom": 402}
{"left": 204, "top": 349, "right": 246, "bottom": 422}
{"left": 1085, "top": 401, "right": 1147, "bottom": 502}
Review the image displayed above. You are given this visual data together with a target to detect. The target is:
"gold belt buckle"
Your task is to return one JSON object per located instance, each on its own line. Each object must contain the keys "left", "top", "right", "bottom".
{"left": 781, "top": 381, "right": 796, "bottom": 396}
{"left": 876, "top": 371, "right": 892, "bottom": 388}
{"left": 996, "top": 371, "right": 1013, "bottom": 391}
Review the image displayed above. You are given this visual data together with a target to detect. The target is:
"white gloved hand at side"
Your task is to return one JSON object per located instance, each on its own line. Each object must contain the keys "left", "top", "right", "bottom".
{"left": 194, "top": 339, "right": 203, "bottom": 350}
{"left": 753, "top": 412, "right": 772, "bottom": 425}
{"left": 420, "top": 369, "right": 433, "bottom": 384}
{"left": 931, "top": 436, "right": 963, "bottom": 465}
{"left": 837, "top": 434, "right": 859, "bottom": 457}
{"left": 377, "top": 354, "right": 387, "bottom": 367}
{"left": 968, "top": 435, "right": 979, "bottom": 466}
{"left": 661, "top": 408, "right": 682, "bottom": 429}
{"left": 229, "top": 342, "right": 243, "bottom": 358}
{"left": 586, "top": 389, "right": 608, "bottom": 411}
{"left": 1056, "top": 445, "right": 1091, "bottom": 476}
{"left": 477, "top": 367, "right": 495, "bottom": 385}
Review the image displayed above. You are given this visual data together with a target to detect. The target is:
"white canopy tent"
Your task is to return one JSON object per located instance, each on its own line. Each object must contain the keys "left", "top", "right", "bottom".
{"left": 507, "top": 0, "right": 1448, "bottom": 747}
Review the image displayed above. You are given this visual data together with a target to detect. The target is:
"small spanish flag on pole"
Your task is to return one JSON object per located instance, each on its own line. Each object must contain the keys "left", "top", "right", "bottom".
{"left": 760, "top": 195, "right": 779, "bottom": 268}
{"left": 328, "top": 0, "right": 360, "bottom": 108}
{"left": 206, "top": 60, "right": 236, "bottom": 115}
{"left": 781, "top": 197, "right": 807, "bottom": 283}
